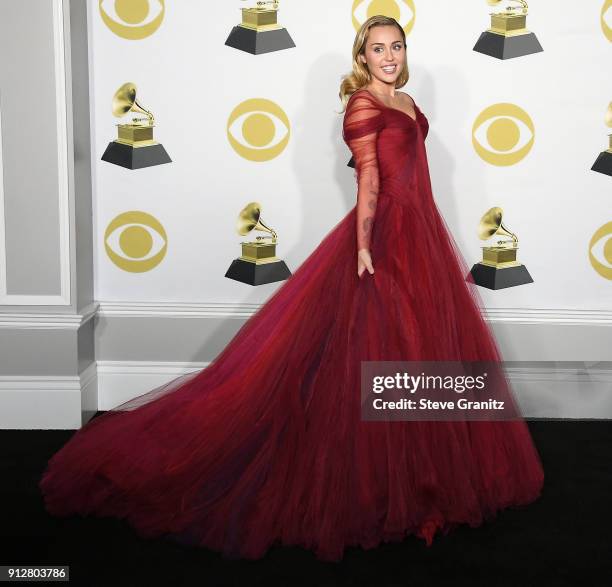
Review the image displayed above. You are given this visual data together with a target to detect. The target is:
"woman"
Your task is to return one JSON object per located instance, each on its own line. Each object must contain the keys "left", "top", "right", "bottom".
{"left": 40, "top": 15, "right": 544, "bottom": 562}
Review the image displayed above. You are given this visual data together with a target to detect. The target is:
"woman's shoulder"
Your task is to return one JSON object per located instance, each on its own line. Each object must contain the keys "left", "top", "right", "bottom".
{"left": 396, "top": 91, "right": 416, "bottom": 109}
{"left": 345, "top": 89, "right": 384, "bottom": 117}
{"left": 348, "top": 88, "right": 415, "bottom": 109}
{"left": 347, "top": 88, "right": 379, "bottom": 106}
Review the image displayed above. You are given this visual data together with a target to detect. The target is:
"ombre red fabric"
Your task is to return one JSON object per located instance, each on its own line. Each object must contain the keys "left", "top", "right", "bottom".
{"left": 39, "top": 89, "right": 544, "bottom": 562}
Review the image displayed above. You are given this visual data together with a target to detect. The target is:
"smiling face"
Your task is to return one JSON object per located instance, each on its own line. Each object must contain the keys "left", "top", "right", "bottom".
{"left": 358, "top": 24, "right": 406, "bottom": 86}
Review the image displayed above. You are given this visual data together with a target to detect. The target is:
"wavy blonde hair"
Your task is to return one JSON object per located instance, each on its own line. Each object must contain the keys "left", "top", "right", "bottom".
{"left": 339, "top": 15, "right": 409, "bottom": 111}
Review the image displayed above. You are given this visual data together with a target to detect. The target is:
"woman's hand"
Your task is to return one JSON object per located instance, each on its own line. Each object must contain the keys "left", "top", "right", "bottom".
{"left": 357, "top": 248, "right": 374, "bottom": 278}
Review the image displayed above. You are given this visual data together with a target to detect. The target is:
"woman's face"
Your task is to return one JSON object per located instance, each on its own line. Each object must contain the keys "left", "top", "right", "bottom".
{"left": 359, "top": 25, "right": 406, "bottom": 85}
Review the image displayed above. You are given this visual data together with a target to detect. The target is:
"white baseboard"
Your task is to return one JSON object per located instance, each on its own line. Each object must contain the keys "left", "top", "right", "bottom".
{"left": 98, "top": 361, "right": 612, "bottom": 421}
{"left": 96, "top": 360, "right": 207, "bottom": 411}
{"left": 2, "top": 360, "right": 612, "bottom": 430}
{"left": 0, "top": 362, "right": 97, "bottom": 429}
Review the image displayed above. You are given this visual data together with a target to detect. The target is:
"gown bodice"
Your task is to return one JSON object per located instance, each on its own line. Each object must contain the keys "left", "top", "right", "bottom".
{"left": 342, "top": 88, "right": 432, "bottom": 251}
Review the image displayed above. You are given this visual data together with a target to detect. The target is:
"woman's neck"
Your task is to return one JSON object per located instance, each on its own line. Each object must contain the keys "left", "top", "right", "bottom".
{"left": 365, "top": 80, "right": 396, "bottom": 99}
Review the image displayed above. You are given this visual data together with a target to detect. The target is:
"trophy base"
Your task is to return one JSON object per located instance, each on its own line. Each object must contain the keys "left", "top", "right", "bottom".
{"left": 101, "top": 141, "right": 172, "bottom": 170}
{"left": 225, "top": 258, "right": 292, "bottom": 286}
{"left": 347, "top": 156, "right": 355, "bottom": 169}
{"left": 473, "top": 31, "right": 543, "bottom": 60}
{"left": 224, "top": 25, "right": 296, "bottom": 55}
{"left": 591, "top": 151, "right": 612, "bottom": 176}
{"left": 467, "top": 262, "right": 534, "bottom": 290}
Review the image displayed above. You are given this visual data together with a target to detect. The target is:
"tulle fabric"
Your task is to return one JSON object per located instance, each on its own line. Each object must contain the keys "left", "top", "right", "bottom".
{"left": 342, "top": 92, "right": 384, "bottom": 251}
{"left": 39, "top": 89, "right": 544, "bottom": 562}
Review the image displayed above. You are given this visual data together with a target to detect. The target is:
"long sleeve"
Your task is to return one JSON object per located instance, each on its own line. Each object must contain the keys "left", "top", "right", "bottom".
{"left": 342, "top": 93, "right": 384, "bottom": 252}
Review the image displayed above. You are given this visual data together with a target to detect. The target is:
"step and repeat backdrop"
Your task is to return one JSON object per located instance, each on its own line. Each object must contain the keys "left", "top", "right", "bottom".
{"left": 90, "top": 0, "right": 611, "bottom": 310}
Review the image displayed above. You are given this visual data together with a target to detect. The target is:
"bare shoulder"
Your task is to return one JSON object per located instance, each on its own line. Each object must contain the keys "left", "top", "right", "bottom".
{"left": 397, "top": 91, "right": 416, "bottom": 109}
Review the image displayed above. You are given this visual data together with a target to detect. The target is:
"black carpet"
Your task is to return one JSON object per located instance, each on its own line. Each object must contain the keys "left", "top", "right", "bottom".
{"left": 1, "top": 420, "right": 611, "bottom": 586}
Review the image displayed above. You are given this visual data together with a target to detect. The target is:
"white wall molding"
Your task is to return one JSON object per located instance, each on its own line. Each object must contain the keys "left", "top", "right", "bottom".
{"left": 98, "top": 301, "right": 262, "bottom": 318}
{"left": 482, "top": 307, "right": 612, "bottom": 325}
{"left": 96, "top": 301, "right": 612, "bottom": 325}
{"left": 0, "top": 0, "right": 71, "bottom": 306}
{"left": 0, "top": 301, "right": 98, "bottom": 330}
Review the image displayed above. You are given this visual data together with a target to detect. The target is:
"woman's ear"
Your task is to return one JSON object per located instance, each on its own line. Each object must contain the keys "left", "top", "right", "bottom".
{"left": 358, "top": 52, "right": 366, "bottom": 64}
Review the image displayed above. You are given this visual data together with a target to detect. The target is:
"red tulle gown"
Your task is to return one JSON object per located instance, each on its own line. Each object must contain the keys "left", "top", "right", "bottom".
{"left": 39, "top": 89, "right": 544, "bottom": 562}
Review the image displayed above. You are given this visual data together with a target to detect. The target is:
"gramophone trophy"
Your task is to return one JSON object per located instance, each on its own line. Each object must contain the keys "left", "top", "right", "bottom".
{"left": 101, "top": 82, "right": 171, "bottom": 170}
{"left": 468, "top": 207, "right": 533, "bottom": 289}
{"left": 225, "top": 202, "right": 292, "bottom": 286}
{"left": 591, "top": 102, "right": 612, "bottom": 177}
{"left": 225, "top": 0, "right": 295, "bottom": 55}
{"left": 473, "top": 0, "right": 543, "bottom": 60}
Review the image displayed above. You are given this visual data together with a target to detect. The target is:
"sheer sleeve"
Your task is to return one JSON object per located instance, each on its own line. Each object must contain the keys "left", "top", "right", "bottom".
{"left": 342, "top": 92, "right": 384, "bottom": 252}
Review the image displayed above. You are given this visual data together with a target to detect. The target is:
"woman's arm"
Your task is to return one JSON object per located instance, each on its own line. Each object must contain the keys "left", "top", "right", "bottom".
{"left": 342, "top": 94, "right": 384, "bottom": 274}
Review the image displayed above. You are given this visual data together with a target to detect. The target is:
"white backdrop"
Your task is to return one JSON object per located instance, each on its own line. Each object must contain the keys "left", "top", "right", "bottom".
{"left": 89, "top": 0, "right": 612, "bottom": 311}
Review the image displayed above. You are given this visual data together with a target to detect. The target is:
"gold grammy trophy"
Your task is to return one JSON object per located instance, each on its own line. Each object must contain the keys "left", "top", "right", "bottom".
{"left": 473, "top": 0, "right": 543, "bottom": 60}
{"left": 591, "top": 102, "right": 612, "bottom": 177}
{"left": 468, "top": 207, "right": 533, "bottom": 289}
{"left": 101, "top": 82, "right": 171, "bottom": 170}
{"left": 225, "top": 0, "right": 295, "bottom": 55}
{"left": 225, "top": 202, "right": 292, "bottom": 285}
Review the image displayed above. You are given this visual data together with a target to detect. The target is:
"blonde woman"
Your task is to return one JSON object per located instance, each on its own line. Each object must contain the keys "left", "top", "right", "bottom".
{"left": 40, "top": 15, "right": 544, "bottom": 562}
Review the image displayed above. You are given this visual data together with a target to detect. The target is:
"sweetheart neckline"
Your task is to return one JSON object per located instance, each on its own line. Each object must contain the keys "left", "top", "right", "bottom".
{"left": 358, "top": 89, "right": 419, "bottom": 123}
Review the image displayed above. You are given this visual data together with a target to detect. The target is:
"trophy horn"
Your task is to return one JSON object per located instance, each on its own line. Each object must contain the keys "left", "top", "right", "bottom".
{"left": 486, "top": 0, "right": 528, "bottom": 13}
{"left": 112, "top": 82, "right": 154, "bottom": 125}
{"left": 478, "top": 206, "right": 518, "bottom": 244}
{"left": 237, "top": 202, "right": 278, "bottom": 240}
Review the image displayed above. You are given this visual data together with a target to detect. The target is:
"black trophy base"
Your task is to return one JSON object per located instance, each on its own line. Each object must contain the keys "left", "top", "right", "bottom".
{"left": 101, "top": 141, "right": 172, "bottom": 170}
{"left": 473, "top": 31, "right": 543, "bottom": 60}
{"left": 467, "top": 262, "right": 534, "bottom": 290}
{"left": 348, "top": 156, "right": 355, "bottom": 169}
{"left": 225, "top": 258, "right": 292, "bottom": 286}
{"left": 591, "top": 151, "right": 612, "bottom": 176}
{"left": 225, "top": 26, "right": 295, "bottom": 55}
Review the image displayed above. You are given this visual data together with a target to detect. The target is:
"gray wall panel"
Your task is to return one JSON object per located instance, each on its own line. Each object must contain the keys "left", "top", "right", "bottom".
{"left": 95, "top": 313, "right": 612, "bottom": 364}
{"left": 0, "top": 328, "right": 76, "bottom": 375}
{"left": 69, "top": 0, "right": 94, "bottom": 312}
{"left": 77, "top": 317, "right": 95, "bottom": 372}
{"left": 95, "top": 315, "right": 244, "bottom": 362}
{"left": 0, "top": 1, "right": 62, "bottom": 295}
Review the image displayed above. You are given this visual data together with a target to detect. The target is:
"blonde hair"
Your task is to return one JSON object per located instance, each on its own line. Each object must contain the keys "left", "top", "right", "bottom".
{"left": 339, "top": 16, "right": 409, "bottom": 111}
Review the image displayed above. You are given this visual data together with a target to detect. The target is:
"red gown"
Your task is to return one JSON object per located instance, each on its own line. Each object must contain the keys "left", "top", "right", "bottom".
{"left": 39, "top": 89, "right": 544, "bottom": 562}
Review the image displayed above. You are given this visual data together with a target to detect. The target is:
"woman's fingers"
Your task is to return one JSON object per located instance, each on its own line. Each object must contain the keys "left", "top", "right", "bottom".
{"left": 357, "top": 251, "right": 374, "bottom": 278}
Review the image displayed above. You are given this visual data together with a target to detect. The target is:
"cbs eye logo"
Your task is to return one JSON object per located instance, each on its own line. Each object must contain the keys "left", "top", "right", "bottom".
{"left": 602, "top": 0, "right": 612, "bottom": 42}
{"left": 227, "top": 98, "right": 290, "bottom": 162}
{"left": 589, "top": 221, "right": 612, "bottom": 280}
{"left": 99, "top": 0, "right": 165, "bottom": 40}
{"left": 352, "top": 0, "right": 416, "bottom": 35}
{"left": 472, "top": 103, "right": 535, "bottom": 166}
{"left": 105, "top": 211, "right": 167, "bottom": 272}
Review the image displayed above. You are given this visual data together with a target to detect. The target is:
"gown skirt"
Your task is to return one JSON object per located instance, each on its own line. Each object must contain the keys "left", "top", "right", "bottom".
{"left": 39, "top": 90, "right": 544, "bottom": 562}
